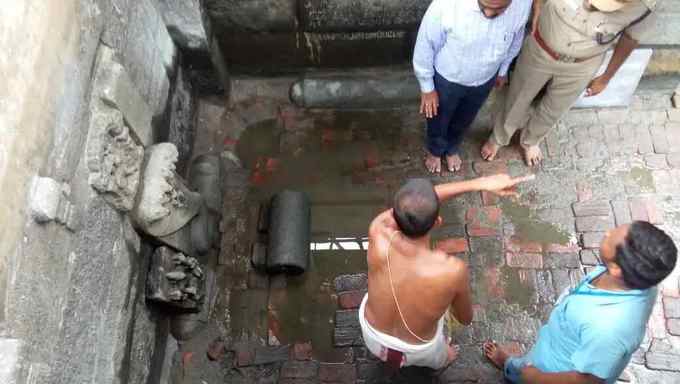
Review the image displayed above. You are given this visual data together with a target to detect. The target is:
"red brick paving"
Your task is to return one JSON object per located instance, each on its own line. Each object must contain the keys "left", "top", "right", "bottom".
{"left": 318, "top": 363, "right": 357, "bottom": 383}
{"left": 292, "top": 342, "right": 314, "bottom": 361}
{"left": 544, "top": 243, "right": 580, "bottom": 253}
{"left": 466, "top": 207, "right": 502, "bottom": 237}
{"left": 481, "top": 191, "right": 499, "bottom": 206}
{"left": 505, "top": 236, "right": 543, "bottom": 253}
{"left": 506, "top": 252, "right": 543, "bottom": 269}
{"left": 436, "top": 238, "right": 469, "bottom": 254}
{"left": 337, "top": 290, "right": 365, "bottom": 310}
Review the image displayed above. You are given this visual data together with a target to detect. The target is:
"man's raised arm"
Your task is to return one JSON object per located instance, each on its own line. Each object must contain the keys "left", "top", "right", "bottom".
{"left": 434, "top": 174, "right": 535, "bottom": 202}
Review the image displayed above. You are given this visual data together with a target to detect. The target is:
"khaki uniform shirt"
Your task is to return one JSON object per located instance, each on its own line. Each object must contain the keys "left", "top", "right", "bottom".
{"left": 539, "top": 0, "right": 656, "bottom": 59}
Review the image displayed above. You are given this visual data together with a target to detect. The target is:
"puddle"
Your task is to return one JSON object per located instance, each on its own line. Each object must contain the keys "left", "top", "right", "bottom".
{"left": 268, "top": 250, "right": 367, "bottom": 362}
{"left": 235, "top": 111, "right": 411, "bottom": 199}
{"left": 621, "top": 166, "right": 655, "bottom": 192}
{"left": 500, "top": 200, "right": 571, "bottom": 245}
{"left": 233, "top": 111, "right": 414, "bottom": 362}
{"left": 501, "top": 267, "right": 535, "bottom": 311}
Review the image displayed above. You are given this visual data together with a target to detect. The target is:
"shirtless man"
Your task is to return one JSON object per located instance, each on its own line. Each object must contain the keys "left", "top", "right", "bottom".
{"left": 359, "top": 174, "right": 534, "bottom": 370}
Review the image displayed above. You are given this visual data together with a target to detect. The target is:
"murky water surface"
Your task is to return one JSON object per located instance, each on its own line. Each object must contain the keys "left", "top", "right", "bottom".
{"left": 233, "top": 110, "right": 568, "bottom": 360}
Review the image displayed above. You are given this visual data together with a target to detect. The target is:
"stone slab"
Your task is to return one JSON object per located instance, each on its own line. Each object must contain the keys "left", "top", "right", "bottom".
{"left": 300, "top": 0, "right": 428, "bottom": 31}
{"left": 96, "top": 46, "right": 153, "bottom": 147}
{"left": 574, "top": 49, "right": 652, "bottom": 108}
{"left": 281, "top": 361, "right": 319, "bottom": 379}
{"left": 333, "top": 327, "right": 363, "bottom": 347}
{"left": 668, "top": 319, "right": 680, "bottom": 336}
{"left": 219, "top": 31, "right": 413, "bottom": 73}
{"left": 318, "top": 363, "right": 357, "bottom": 383}
{"left": 156, "top": 0, "right": 208, "bottom": 50}
{"left": 335, "top": 310, "right": 359, "bottom": 329}
{"left": 572, "top": 201, "right": 612, "bottom": 217}
{"left": 206, "top": 0, "right": 298, "bottom": 32}
{"left": 0, "top": 338, "right": 21, "bottom": 384}
{"left": 334, "top": 273, "right": 367, "bottom": 292}
{"left": 645, "top": 351, "right": 680, "bottom": 371}
{"left": 665, "top": 297, "right": 680, "bottom": 318}
{"left": 581, "top": 232, "right": 606, "bottom": 249}
{"left": 29, "top": 176, "right": 62, "bottom": 223}
{"left": 575, "top": 215, "right": 615, "bottom": 232}
{"left": 611, "top": 200, "right": 632, "bottom": 226}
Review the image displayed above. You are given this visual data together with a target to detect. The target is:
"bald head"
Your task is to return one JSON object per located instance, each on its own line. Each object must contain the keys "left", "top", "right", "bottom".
{"left": 393, "top": 179, "right": 440, "bottom": 238}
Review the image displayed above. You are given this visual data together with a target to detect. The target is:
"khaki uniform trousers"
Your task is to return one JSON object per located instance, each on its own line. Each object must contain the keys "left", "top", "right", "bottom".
{"left": 491, "top": 35, "right": 604, "bottom": 147}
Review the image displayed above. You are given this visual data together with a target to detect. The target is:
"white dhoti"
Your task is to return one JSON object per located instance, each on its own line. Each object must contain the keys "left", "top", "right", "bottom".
{"left": 358, "top": 294, "right": 449, "bottom": 370}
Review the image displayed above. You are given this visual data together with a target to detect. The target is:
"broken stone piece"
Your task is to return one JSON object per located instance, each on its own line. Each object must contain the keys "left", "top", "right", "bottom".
{"left": 166, "top": 271, "right": 186, "bottom": 281}
{"left": 30, "top": 177, "right": 61, "bottom": 223}
{"left": 172, "top": 253, "right": 186, "bottom": 264}
{"left": 146, "top": 246, "right": 206, "bottom": 312}
{"left": 132, "top": 143, "right": 202, "bottom": 237}
{"left": 207, "top": 338, "right": 226, "bottom": 361}
{"left": 168, "top": 289, "right": 183, "bottom": 301}
{"left": 182, "top": 286, "right": 197, "bottom": 296}
{"left": 86, "top": 108, "right": 144, "bottom": 211}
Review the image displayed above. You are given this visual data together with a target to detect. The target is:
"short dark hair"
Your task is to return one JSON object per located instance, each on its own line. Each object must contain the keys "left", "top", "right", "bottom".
{"left": 615, "top": 221, "right": 677, "bottom": 289}
{"left": 392, "top": 178, "right": 440, "bottom": 238}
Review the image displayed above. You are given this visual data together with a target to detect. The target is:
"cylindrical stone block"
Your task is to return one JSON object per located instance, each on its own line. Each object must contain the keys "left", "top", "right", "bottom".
{"left": 290, "top": 70, "right": 420, "bottom": 109}
{"left": 267, "top": 190, "right": 311, "bottom": 274}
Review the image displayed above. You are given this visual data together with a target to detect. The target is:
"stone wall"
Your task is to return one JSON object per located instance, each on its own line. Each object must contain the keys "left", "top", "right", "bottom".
{"left": 204, "top": 0, "right": 680, "bottom": 74}
{"left": 0, "top": 1, "right": 195, "bottom": 383}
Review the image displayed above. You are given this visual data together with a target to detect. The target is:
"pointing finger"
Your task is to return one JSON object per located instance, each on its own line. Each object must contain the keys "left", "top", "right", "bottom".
{"left": 512, "top": 174, "right": 536, "bottom": 184}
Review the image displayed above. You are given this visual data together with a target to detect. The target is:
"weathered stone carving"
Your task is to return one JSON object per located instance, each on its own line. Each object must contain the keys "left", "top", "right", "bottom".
{"left": 147, "top": 246, "right": 205, "bottom": 311}
{"left": 87, "top": 114, "right": 144, "bottom": 211}
{"left": 86, "top": 45, "right": 154, "bottom": 211}
{"left": 133, "top": 143, "right": 202, "bottom": 238}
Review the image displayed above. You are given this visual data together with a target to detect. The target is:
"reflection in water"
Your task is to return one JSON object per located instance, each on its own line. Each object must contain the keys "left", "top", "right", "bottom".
{"left": 310, "top": 236, "right": 370, "bottom": 251}
{"left": 234, "top": 111, "right": 410, "bottom": 362}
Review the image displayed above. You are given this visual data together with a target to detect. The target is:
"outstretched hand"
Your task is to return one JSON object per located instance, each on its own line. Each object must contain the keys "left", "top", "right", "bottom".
{"left": 477, "top": 174, "right": 535, "bottom": 197}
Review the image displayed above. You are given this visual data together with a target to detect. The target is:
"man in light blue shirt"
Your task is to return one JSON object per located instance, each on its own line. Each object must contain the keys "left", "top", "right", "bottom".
{"left": 484, "top": 221, "right": 677, "bottom": 383}
{"left": 413, "top": 0, "right": 531, "bottom": 174}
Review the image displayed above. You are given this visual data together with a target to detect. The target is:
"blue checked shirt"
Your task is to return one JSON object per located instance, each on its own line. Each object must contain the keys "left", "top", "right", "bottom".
{"left": 413, "top": 0, "right": 532, "bottom": 92}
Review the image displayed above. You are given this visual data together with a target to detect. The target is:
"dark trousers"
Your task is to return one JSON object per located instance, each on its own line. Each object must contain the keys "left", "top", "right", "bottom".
{"left": 426, "top": 72, "right": 495, "bottom": 156}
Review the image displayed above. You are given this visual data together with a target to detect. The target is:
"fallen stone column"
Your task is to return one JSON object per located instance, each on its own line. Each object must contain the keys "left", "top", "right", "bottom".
{"left": 267, "top": 190, "right": 311, "bottom": 274}
{"left": 289, "top": 70, "right": 420, "bottom": 109}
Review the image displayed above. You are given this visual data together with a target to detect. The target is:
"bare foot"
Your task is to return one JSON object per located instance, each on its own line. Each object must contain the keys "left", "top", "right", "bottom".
{"left": 522, "top": 145, "right": 543, "bottom": 167}
{"left": 425, "top": 152, "right": 442, "bottom": 174}
{"left": 481, "top": 139, "right": 500, "bottom": 161}
{"left": 483, "top": 341, "right": 509, "bottom": 370}
{"left": 445, "top": 154, "right": 462, "bottom": 172}
{"left": 447, "top": 344, "right": 460, "bottom": 364}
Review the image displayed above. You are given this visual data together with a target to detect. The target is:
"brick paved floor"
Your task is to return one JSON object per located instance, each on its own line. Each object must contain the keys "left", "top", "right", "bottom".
{"left": 178, "top": 80, "right": 680, "bottom": 383}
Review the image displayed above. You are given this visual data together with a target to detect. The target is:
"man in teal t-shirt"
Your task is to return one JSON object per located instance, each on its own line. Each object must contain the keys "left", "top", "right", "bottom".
{"left": 484, "top": 221, "right": 677, "bottom": 383}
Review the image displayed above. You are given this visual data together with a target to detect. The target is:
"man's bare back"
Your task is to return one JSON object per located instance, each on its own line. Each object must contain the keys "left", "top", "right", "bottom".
{"left": 361, "top": 174, "right": 534, "bottom": 367}
{"left": 364, "top": 210, "right": 472, "bottom": 344}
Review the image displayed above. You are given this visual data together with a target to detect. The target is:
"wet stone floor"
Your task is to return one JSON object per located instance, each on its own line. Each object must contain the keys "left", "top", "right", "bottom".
{"left": 177, "top": 84, "right": 680, "bottom": 384}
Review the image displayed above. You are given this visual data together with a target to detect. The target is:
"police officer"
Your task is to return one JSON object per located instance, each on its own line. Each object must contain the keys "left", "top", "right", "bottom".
{"left": 481, "top": 0, "right": 657, "bottom": 166}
